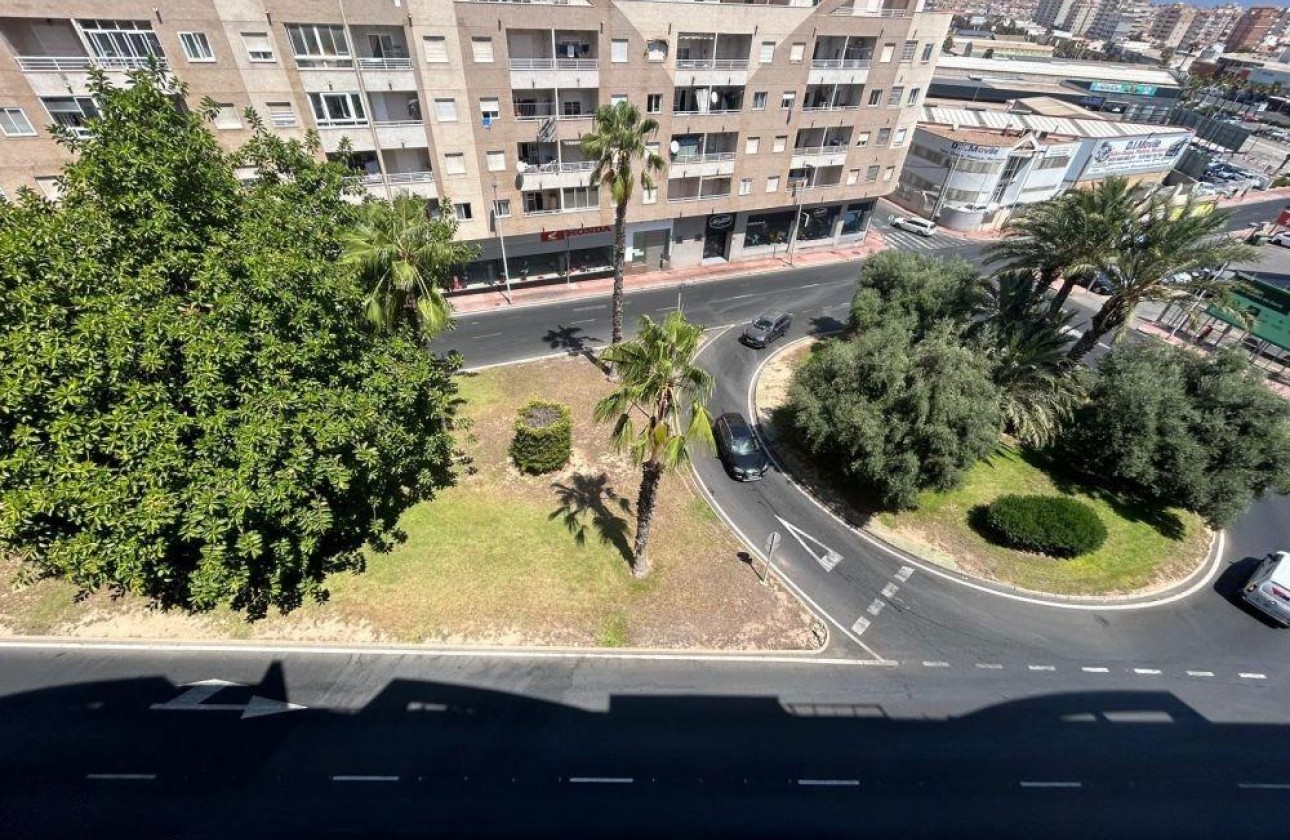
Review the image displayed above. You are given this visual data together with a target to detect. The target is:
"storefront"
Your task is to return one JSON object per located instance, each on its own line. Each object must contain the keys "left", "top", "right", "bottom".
{"left": 457, "top": 224, "right": 615, "bottom": 291}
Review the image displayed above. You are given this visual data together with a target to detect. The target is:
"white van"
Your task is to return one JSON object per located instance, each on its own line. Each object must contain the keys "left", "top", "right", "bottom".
{"left": 1243, "top": 552, "right": 1290, "bottom": 626}
{"left": 891, "top": 216, "right": 938, "bottom": 237}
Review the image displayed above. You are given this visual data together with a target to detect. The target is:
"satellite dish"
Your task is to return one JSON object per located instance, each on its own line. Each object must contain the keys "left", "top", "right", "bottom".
{"left": 517, "top": 161, "right": 528, "bottom": 173}
{"left": 669, "top": 140, "right": 680, "bottom": 155}
{"left": 709, "top": 90, "right": 720, "bottom": 104}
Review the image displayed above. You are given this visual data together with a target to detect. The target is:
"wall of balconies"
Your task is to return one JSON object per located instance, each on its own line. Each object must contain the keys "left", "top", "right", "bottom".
{"left": 507, "top": 29, "right": 600, "bottom": 91}
{"left": 674, "top": 32, "right": 751, "bottom": 87}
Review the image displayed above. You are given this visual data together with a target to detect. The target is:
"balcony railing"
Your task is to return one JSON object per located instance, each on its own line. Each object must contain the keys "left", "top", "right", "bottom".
{"left": 294, "top": 56, "right": 356, "bottom": 69}
{"left": 831, "top": 4, "right": 913, "bottom": 15}
{"left": 270, "top": 115, "right": 298, "bottom": 128}
{"left": 673, "top": 108, "right": 742, "bottom": 116}
{"left": 793, "top": 145, "right": 850, "bottom": 156}
{"left": 373, "top": 119, "right": 424, "bottom": 127}
{"left": 15, "top": 55, "right": 169, "bottom": 71}
{"left": 666, "top": 191, "right": 731, "bottom": 203}
{"left": 802, "top": 103, "right": 862, "bottom": 111}
{"left": 316, "top": 119, "right": 370, "bottom": 129}
{"left": 509, "top": 58, "right": 598, "bottom": 70}
{"left": 514, "top": 102, "right": 556, "bottom": 119}
{"left": 524, "top": 206, "right": 563, "bottom": 216}
{"left": 556, "top": 111, "right": 593, "bottom": 120}
{"left": 387, "top": 171, "right": 434, "bottom": 184}
{"left": 675, "top": 58, "right": 749, "bottom": 70}
{"left": 671, "top": 151, "right": 737, "bottom": 163}
{"left": 358, "top": 57, "right": 413, "bottom": 70}
{"left": 560, "top": 160, "right": 596, "bottom": 172}
{"left": 810, "top": 58, "right": 872, "bottom": 68}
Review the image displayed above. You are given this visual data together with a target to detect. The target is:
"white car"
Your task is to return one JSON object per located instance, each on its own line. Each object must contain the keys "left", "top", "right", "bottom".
{"left": 1271, "top": 232, "right": 1290, "bottom": 248}
{"left": 891, "top": 216, "right": 938, "bottom": 237}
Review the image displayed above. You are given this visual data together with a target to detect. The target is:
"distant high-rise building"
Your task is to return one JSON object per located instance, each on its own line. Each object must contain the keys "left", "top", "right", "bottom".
{"left": 1224, "top": 6, "right": 1281, "bottom": 53}
{"left": 1087, "top": 0, "right": 1151, "bottom": 42}
{"left": 1034, "top": 0, "right": 1078, "bottom": 28}
{"left": 1064, "top": 1, "right": 1102, "bottom": 37}
{"left": 1148, "top": 3, "right": 1197, "bottom": 50}
{"left": 1181, "top": 4, "right": 1243, "bottom": 51}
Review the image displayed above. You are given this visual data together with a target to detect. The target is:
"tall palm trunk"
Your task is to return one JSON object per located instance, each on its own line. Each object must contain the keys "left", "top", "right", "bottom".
{"left": 610, "top": 196, "right": 628, "bottom": 346}
{"left": 631, "top": 460, "right": 664, "bottom": 578}
{"left": 1068, "top": 298, "right": 1131, "bottom": 362}
{"left": 1044, "top": 267, "right": 1077, "bottom": 318}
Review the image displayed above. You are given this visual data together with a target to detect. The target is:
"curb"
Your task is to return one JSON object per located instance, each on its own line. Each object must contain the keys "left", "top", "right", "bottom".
{"left": 747, "top": 335, "right": 1229, "bottom": 613}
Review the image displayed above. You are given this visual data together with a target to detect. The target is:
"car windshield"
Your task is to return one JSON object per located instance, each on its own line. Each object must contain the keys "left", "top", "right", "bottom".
{"left": 752, "top": 318, "right": 774, "bottom": 330}
{"left": 729, "top": 433, "right": 759, "bottom": 454}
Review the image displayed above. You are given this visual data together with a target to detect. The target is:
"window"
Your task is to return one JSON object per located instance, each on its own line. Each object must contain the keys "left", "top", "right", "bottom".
{"left": 868, "top": 89, "right": 883, "bottom": 106}
{"left": 893, "top": 127, "right": 907, "bottom": 146}
{"left": 773, "top": 135, "right": 786, "bottom": 153}
{"left": 492, "top": 198, "right": 511, "bottom": 218}
{"left": 562, "top": 100, "right": 584, "bottom": 117}
{"left": 286, "top": 24, "right": 350, "bottom": 67}
{"left": 866, "top": 164, "right": 880, "bottom": 182}
{"left": 213, "top": 102, "right": 242, "bottom": 130}
{"left": 647, "top": 40, "right": 668, "bottom": 61}
{"left": 423, "top": 35, "right": 448, "bottom": 63}
{"left": 266, "top": 101, "right": 296, "bottom": 128}
{"left": 752, "top": 91, "right": 768, "bottom": 110}
{"left": 646, "top": 93, "right": 662, "bottom": 114}
{"left": 486, "top": 150, "right": 505, "bottom": 172}
{"left": 739, "top": 178, "right": 752, "bottom": 196}
{"left": 789, "top": 43, "right": 805, "bottom": 63}
{"left": 879, "top": 43, "right": 894, "bottom": 62}
{"left": 642, "top": 187, "right": 657, "bottom": 205}
{"left": 307, "top": 92, "right": 365, "bottom": 127}
{"left": 434, "top": 98, "right": 457, "bottom": 122}
{"left": 900, "top": 40, "right": 918, "bottom": 62}
{"left": 856, "top": 131, "right": 870, "bottom": 146}
{"left": 41, "top": 97, "right": 99, "bottom": 136}
{"left": 646, "top": 141, "right": 660, "bottom": 158}
{"left": 242, "top": 31, "right": 275, "bottom": 62}
{"left": 611, "top": 94, "right": 628, "bottom": 107}
{"left": 921, "top": 43, "right": 935, "bottom": 62}
{"left": 454, "top": 202, "right": 473, "bottom": 221}
{"left": 35, "top": 176, "right": 61, "bottom": 200}
{"left": 179, "top": 32, "right": 214, "bottom": 62}
{"left": 760, "top": 41, "right": 775, "bottom": 63}
{"left": 611, "top": 39, "right": 628, "bottom": 63}
{"left": 0, "top": 107, "right": 35, "bottom": 137}
{"left": 766, "top": 175, "right": 780, "bottom": 193}
{"left": 471, "top": 37, "right": 493, "bottom": 63}
{"left": 562, "top": 186, "right": 599, "bottom": 210}
{"left": 444, "top": 153, "right": 466, "bottom": 175}
{"left": 781, "top": 91, "right": 795, "bottom": 110}
{"left": 847, "top": 168, "right": 859, "bottom": 185}
{"left": 887, "top": 87, "right": 904, "bottom": 106}
{"left": 877, "top": 127, "right": 891, "bottom": 145}
{"left": 907, "top": 87, "right": 921, "bottom": 106}
{"left": 745, "top": 136, "right": 760, "bottom": 155}
{"left": 480, "top": 97, "right": 500, "bottom": 121}
{"left": 80, "top": 19, "right": 164, "bottom": 64}
{"left": 884, "top": 165, "right": 894, "bottom": 181}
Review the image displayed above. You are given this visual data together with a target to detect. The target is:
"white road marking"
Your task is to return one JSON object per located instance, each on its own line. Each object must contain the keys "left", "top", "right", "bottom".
{"left": 730, "top": 293, "right": 755, "bottom": 300}
{"left": 797, "top": 779, "right": 860, "bottom": 787}
{"left": 1239, "top": 673, "right": 1268, "bottom": 680}
{"left": 801, "top": 283, "right": 821, "bottom": 288}
{"left": 569, "top": 318, "right": 597, "bottom": 325}
{"left": 86, "top": 773, "right": 156, "bottom": 781}
{"left": 880, "top": 583, "right": 899, "bottom": 599}
{"left": 975, "top": 663, "right": 1003, "bottom": 670}
{"left": 332, "top": 775, "right": 399, "bottom": 782}
{"left": 893, "top": 566, "right": 914, "bottom": 583}
{"left": 473, "top": 332, "right": 503, "bottom": 339}
{"left": 1238, "top": 782, "right": 1290, "bottom": 790}
{"left": 1133, "top": 668, "right": 1162, "bottom": 675}
{"left": 1186, "top": 670, "right": 1214, "bottom": 678}
{"left": 774, "top": 515, "right": 844, "bottom": 572}
{"left": 922, "top": 661, "right": 950, "bottom": 668}
{"left": 1020, "top": 781, "right": 1082, "bottom": 789}
{"left": 406, "top": 702, "right": 449, "bottom": 712}
{"left": 1028, "top": 665, "right": 1056, "bottom": 672}
{"left": 1082, "top": 666, "right": 1110, "bottom": 673}
{"left": 866, "top": 599, "right": 886, "bottom": 617}
{"left": 850, "top": 616, "right": 871, "bottom": 635}
{"left": 572, "top": 305, "right": 606, "bottom": 312}
{"left": 569, "top": 777, "right": 634, "bottom": 784}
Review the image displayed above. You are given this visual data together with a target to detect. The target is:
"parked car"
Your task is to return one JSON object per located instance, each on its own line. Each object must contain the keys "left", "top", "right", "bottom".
{"left": 713, "top": 412, "right": 770, "bottom": 481}
{"left": 1080, "top": 271, "right": 1115, "bottom": 295}
{"left": 1271, "top": 232, "right": 1290, "bottom": 248}
{"left": 1243, "top": 551, "right": 1290, "bottom": 627}
{"left": 891, "top": 216, "right": 938, "bottom": 237}
{"left": 740, "top": 311, "right": 792, "bottom": 349}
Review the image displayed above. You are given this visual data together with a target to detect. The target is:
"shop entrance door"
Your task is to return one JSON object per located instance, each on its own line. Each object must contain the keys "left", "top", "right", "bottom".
{"left": 703, "top": 213, "right": 734, "bottom": 261}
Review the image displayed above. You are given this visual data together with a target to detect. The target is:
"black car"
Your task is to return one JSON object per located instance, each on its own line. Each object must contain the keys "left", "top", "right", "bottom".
{"left": 714, "top": 412, "right": 770, "bottom": 481}
{"left": 741, "top": 311, "right": 791, "bottom": 348}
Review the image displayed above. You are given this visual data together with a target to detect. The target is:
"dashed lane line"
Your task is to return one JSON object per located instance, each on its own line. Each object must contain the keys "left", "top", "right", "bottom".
{"left": 1238, "top": 783, "right": 1290, "bottom": 790}
{"left": 797, "top": 779, "right": 861, "bottom": 787}
{"left": 880, "top": 583, "right": 899, "bottom": 599}
{"left": 1027, "top": 665, "right": 1056, "bottom": 672}
{"left": 1133, "top": 668, "right": 1163, "bottom": 675}
{"left": 569, "top": 777, "right": 634, "bottom": 785}
{"left": 975, "top": 663, "right": 1004, "bottom": 670}
{"left": 332, "top": 775, "right": 399, "bottom": 782}
{"left": 1020, "top": 781, "right": 1082, "bottom": 789}
{"left": 1082, "top": 667, "right": 1110, "bottom": 673}
{"left": 1187, "top": 670, "right": 1215, "bottom": 678}
{"left": 850, "top": 616, "right": 871, "bottom": 635}
{"left": 86, "top": 773, "right": 155, "bottom": 781}
{"left": 866, "top": 599, "right": 886, "bottom": 617}
{"left": 893, "top": 566, "right": 914, "bottom": 583}
{"left": 1239, "top": 673, "right": 1268, "bottom": 680}
{"left": 922, "top": 661, "right": 950, "bottom": 668}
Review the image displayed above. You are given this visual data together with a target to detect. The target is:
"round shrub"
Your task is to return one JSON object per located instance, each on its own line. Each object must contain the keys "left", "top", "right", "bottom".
{"left": 510, "top": 400, "right": 572, "bottom": 474}
{"left": 979, "top": 494, "right": 1108, "bottom": 558}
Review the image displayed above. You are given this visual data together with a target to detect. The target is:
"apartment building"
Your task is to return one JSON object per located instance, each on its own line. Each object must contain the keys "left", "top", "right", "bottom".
{"left": 1180, "top": 4, "right": 1242, "bottom": 51}
{"left": 0, "top": 0, "right": 947, "bottom": 284}
{"left": 1225, "top": 6, "right": 1282, "bottom": 54}
{"left": 1147, "top": 3, "right": 1197, "bottom": 50}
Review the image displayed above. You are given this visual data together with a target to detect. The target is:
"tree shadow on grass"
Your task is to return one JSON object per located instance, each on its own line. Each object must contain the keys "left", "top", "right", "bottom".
{"left": 1018, "top": 448, "right": 1186, "bottom": 541}
{"left": 549, "top": 472, "right": 634, "bottom": 566}
{"left": 542, "top": 325, "right": 610, "bottom": 375}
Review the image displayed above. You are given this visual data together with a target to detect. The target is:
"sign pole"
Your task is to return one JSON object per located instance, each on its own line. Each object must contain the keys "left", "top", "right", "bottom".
{"left": 761, "top": 531, "right": 781, "bottom": 585}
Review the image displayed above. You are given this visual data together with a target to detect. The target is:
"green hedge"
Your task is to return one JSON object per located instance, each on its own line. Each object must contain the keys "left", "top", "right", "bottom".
{"left": 510, "top": 400, "right": 572, "bottom": 474}
{"left": 980, "top": 494, "right": 1107, "bottom": 558}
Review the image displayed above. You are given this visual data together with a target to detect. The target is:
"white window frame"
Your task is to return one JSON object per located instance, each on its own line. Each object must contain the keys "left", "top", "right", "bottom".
{"left": 611, "top": 39, "right": 628, "bottom": 63}
{"left": 444, "top": 153, "right": 466, "bottom": 175}
{"left": 900, "top": 40, "right": 918, "bottom": 62}
{"left": 739, "top": 178, "right": 752, "bottom": 196}
{"left": 752, "top": 91, "right": 768, "bottom": 110}
{"left": 423, "top": 36, "right": 448, "bottom": 63}
{"left": 454, "top": 202, "right": 473, "bottom": 221}
{"left": 887, "top": 86, "right": 904, "bottom": 107}
{"left": 265, "top": 101, "right": 296, "bottom": 128}
{"left": 179, "top": 31, "right": 214, "bottom": 62}
{"left": 907, "top": 87, "right": 921, "bottom": 106}
{"left": 241, "top": 31, "right": 275, "bottom": 62}
{"left": 856, "top": 131, "right": 871, "bottom": 146}
{"left": 611, "top": 94, "right": 628, "bottom": 107}
{"left": 894, "top": 127, "right": 908, "bottom": 147}
{"left": 780, "top": 91, "right": 795, "bottom": 110}
{"left": 773, "top": 136, "right": 786, "bottom": 153}
{"left": 492, "top": 198, "right": 511, "bottom": 218}
{"left": 480, "top": 97, "right": 500, "bottom": 121}
{"left": 212, "top": 102, "right": 242, "bottom": 130}
{"left": 307, "top": 92, "right": 366, "bottom": 127}
{"left": 789, "top": 43, "right": 805, "bottom": 63}
{"left": 434, "top": 98, "right": 458, "bottom": 123}
{"left": 745, "top": 136, "right": 760, "bottom": 155}
{"left": 286, "top": 23, "right": 351, "bottom": 68}
{"left": 879, "top": 43, "right": 894, "bottom": 63}
{"left": 487, "top": 150, "right": 506, "bottom": 172}
{"left": 647, "top": 40, "right": 667, "bottom": 62}
{"left": 846, "top": 168, "right": 859, "bottom": 185}
{"left": 41, "top": 96, "right": 99, "bottom": 136}
{"left": 0, "top": 107, "right": 36, "bottom": 137}
{"left": 642, "top": 186, "right": 658, "bottom": 205}
{"left": 646, "top": 93, "right": 662, "bottom": 114}
{"left": 883, "top": 165, "right": 894, "bottom": 181}
{"left": 766, "top": 175, "right": 780, "bottom": 193}
{"left": 759, "top": 41, "right": 775, "bottom": 63}
{"left": 471, "top": 36, "right": 494, "bottom": 63}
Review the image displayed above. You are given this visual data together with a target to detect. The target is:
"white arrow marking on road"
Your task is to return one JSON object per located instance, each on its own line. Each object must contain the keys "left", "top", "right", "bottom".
{"left": 150, "top": 679, "right": 306, "bottom": 719}
{"left": 774, "top": 516, "right": 843, "bottom": 572}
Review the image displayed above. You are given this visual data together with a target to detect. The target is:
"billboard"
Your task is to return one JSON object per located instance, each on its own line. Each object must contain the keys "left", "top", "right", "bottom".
{"left": 949, "top": 141, "right": 1012, "bottom": 162}
{"left": 1079, "top": 135, "right": 1189, "bottom": 178}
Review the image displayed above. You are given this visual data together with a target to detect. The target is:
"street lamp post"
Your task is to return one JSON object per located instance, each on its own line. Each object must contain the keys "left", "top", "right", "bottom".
{"left": 786, "top": 163, "right": 815, "bottom": 267}
{"left": 677, "top": 280, "right": 693, "bottom": 315}
{"left": 492, "top": 184, "right": 512, "bottom": 304}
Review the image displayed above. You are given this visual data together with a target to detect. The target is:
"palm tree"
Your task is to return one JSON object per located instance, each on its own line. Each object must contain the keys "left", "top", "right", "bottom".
{"left": 1067, "top": 197, "right": 1258, "bottom": 362}
{"left": 340, "top": 196, "right": 476, "bottom": 338}
{"left": 581, "top": 101, "right": 665, "bottom": 346}
{"left": 972, "top": 271, "right": 1086, "bottom": 447}
{"left": 594, "top": 312, "right": 715, "bottom": 577}
{"left": 984, "top": 178, "right": 1137, "bottom": 318}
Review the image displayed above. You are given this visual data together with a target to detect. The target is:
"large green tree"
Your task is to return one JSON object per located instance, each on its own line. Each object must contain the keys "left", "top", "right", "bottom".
{"left": 581, "top": 101, "right": 665, "bottom": 346}
{"left": 594, "top": 312, "right": 714, "bottom": 577}
{"left": 789, "top": 321, "right": 1002, "bottom": 510}
{"left": 1060, "top": 342, "right": 1290, "bottom": 527}
{"left": 848, "top": 250, "right": 982, "bottom": 338}
{"left": 0, "top": 69, "right": 460, "bottom": 617}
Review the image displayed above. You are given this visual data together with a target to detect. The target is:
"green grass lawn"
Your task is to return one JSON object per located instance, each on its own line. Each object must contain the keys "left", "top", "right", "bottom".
{"left": 875, "top": 445, "right": 1210, "bottom": 595}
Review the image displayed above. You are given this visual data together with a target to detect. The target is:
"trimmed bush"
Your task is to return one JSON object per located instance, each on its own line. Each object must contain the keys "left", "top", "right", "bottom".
{"left": 510, "top": 400, "right": 572, "bottom": 474}
{"left": 979, "top": 494, "right": 1107, "bottom": 558}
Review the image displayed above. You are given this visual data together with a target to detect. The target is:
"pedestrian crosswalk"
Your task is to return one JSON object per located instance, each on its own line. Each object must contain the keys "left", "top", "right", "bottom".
{"left": 881, "top": 226, "right": 964, "bottom": 252}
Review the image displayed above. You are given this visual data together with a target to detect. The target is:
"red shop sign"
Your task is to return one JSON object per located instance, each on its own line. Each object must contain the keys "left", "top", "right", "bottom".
{"left": 540, "top": 225, "right": 613, "bottom": 242}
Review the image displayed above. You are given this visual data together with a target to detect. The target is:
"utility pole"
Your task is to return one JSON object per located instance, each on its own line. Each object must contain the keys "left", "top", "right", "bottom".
{"left": 786, "top": 163, "right": 814, "bottom": 266}
{"left": 492, "top": 183, "right": 512, "bottom": 304}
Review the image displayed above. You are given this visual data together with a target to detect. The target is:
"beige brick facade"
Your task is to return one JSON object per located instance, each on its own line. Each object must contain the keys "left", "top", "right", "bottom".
{"left": 0, "top": 0, "right": 947, "bottom": 278}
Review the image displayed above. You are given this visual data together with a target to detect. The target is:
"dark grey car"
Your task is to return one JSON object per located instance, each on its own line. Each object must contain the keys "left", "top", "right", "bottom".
{"left": 714, "top": 412, "right": 770, "bottom": 481}
{"left": 741, "top": 311, "right": 791, "bottom": 349}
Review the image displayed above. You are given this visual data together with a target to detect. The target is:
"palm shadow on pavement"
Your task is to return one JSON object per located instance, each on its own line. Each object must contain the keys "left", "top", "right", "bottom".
{"left": 543, "top": 325, "right": 609, "bottom": 374}
{"left": 550, "top": 472, "right": 634, "bottom": 565}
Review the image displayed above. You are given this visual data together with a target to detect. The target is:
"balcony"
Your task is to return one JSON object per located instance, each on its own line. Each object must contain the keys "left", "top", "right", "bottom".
{"left": 508, "top": 29, "right": 600, "bottom": 90}
{"left": 673, "top": 86, "right": 744, "bottom": 118}
{"left": 675, "top": 33, "right": 751, "bottom": 86}
{"left": 369, "top": 91, "right": 425, "bottom": 147}
{"left": 809, "top": 36, "right": 874, "bottom": 85}
{"left": 668, "top": 132, "right": 737, "bottom": 178}
{"left": 514, "top": 90, "right": 598, "bottom": 128}
{"left": 802, "top": 84, "right": 865, "bottom": 112}
{"left": 792, "top": 128, "right": 851, "bottom": 168}
{"left": 666, "top": 175, "right": 732, "bottom": 203}
{"left": 519, "top": 160, "right": 597, "bottom": 190}
{"left": 830, "top": 1, "right": 916, "bottom": 16}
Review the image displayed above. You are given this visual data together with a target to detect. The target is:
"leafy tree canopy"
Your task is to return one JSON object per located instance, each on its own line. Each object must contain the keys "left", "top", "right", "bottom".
{"left": 848, "top": 250, "right": 982, "bottom": 339}
{"left": 0, "top": 69, "right": 461, "bottom": 617}
{"left": 1059, "top": 342, "right": 1290, "bottom": 527}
